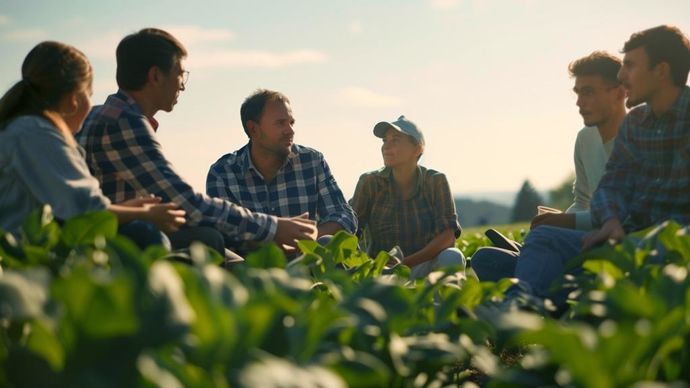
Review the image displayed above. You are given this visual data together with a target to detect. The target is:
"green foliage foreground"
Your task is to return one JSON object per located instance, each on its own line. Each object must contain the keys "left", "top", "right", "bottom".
{"left": 0, "top": 209, "right": 689, "bottom": 387}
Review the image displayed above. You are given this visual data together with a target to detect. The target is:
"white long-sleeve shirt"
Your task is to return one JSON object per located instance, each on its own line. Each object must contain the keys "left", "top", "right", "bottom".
{"left": 565, "top": 126, "right": 615, "bottom": 230}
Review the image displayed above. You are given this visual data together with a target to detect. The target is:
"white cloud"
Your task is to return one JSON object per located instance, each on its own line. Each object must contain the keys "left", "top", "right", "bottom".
{"left": 77, "top": 30, "right": 122, "bottom": 60}
{"left": 189, "top": 49, "right": 328, "bottom": 69}
{"left": 3, "top": 28, "right": 48, "bottom": 42}
{"left": 0, "top": 14, "right": 9, "bottom": 25}
{"left": 429, "top": 0, "right": 461, "bottom": 10}
{"left": 338, "top": 86, "right": 402, "bottom": 107}
{"left": 162, "top": 25, "right": 235, "bottom": 45}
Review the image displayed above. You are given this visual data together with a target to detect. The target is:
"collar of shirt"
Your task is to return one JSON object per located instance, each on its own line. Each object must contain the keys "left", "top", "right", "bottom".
{"left": 111, "top": 90, "right": 159, "bottom": 131}
{"left": 238, "top": 142, "right": 299, "bottom": 178}
{"left": 374, "top": 165, "right": 425, "bottom": 198}
{"left": 640, "top": 85, "right": 690, "bottom": 126}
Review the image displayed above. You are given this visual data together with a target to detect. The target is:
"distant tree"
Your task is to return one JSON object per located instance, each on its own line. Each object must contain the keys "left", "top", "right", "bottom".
{"left": 511, "top": 180, "right": 543, "bottom": 222}
{"left": 548, "top": 172, "right": 576, "bottom": 211}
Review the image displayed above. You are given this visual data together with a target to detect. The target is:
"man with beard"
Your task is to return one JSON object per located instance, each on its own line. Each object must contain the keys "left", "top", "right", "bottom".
{"left": 498, "top": 25, "right": 690, "bottom": 311}
{"left": 471, "top": 51, "right": 626, "bottom": 281}
{"left": 207, "top": 89, "right": 356, "bottom": 256}
{"left": 78, "top": 29, "right": 317, "bottom": 261}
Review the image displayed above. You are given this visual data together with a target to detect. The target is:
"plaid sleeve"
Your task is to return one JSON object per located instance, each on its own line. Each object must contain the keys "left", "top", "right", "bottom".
{"left": 315, "top": 154, "right": 357, "bottom": 233}
{"left": 110, "top": 115, "right": 277, "bottom": 242}
{"left": 206, "top": 156, "right": 239, "bottom": 202}
{"left": 430, "top": 172, "right": 462, "bottom": 238}
{"left": 590, "top": 117, "right": 635, "bottom": 227}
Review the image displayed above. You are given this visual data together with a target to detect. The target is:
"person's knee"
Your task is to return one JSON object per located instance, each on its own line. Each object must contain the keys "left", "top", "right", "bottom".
{"left": 317, "top": 235, "right": 333, "bottom": 246}
{"left": 171, "top": 226, "right": 225, "bottom": 253}
{"left": 119, "top": 221, "right": 171, "bottom": 250}
{"left": 437, "top": 247, "right": 466, "bottom": 269}
{"left": 471, "top": 247, "right": 518, "bottom": 281}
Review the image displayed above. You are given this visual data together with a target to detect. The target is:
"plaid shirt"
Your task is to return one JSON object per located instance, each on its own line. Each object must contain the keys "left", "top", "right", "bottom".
{"left": 591, "top": 86, "right": 690, "bottom": 232}
{"left": 206, "top": 143, "right": 356, "bottom": 242}
{"left": 76, "top": 91, "right": 277, "bottom": 242}
{"left": 350, "top": 166, "right": 461, "bottom": 257}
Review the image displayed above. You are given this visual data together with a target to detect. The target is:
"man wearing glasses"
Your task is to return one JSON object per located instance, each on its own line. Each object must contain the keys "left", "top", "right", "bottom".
{"left": 77, "top": 28, "right": 318, "bottom": 261}
{"left": 471, "top": 51, "right": 626, "bottom": 282}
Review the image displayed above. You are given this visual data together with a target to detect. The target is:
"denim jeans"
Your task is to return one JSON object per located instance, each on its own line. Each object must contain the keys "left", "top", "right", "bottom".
{"left": 470, "top": 246, "right": 520, "bottom": 282}
{"left": 118, "top": 220, "right": 170, "bottom": 250}
{"left": 514, "top": 225, "right": 586, "bottom": 299}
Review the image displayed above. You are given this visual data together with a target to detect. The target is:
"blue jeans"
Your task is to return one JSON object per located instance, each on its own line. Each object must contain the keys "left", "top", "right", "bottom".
{"left": 118, "top": 220, "right": 170, "bottom": 250}
{"left": 514, "top": 225, "right": 586, "bottom": 299}
{"left": 471, "top": 246, "right": 520, "bottom": 282}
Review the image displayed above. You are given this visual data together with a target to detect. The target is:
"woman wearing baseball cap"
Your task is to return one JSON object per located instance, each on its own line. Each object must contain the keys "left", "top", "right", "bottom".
{"left": 350, "top": 115, "right": 464, "bottom": 279}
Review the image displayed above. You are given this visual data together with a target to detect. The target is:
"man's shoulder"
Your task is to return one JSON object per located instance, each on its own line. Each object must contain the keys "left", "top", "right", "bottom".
{"left": 293, "top": 144, "right": 324, "bottom": 159}
{"left": 209, "top": 145, "right": 249, "bottom": 174}
{"left": 574, "top": 126, "right": 601, "bottom": 146}
{"left": 624, "top": 105, "right": 649, "bottom": 127}
{"left": 576, "top": 125, "right": 599, "bottom": 137}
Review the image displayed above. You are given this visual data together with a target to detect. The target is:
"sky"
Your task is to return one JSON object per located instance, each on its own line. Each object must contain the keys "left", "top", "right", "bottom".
{"left": 1, "top": 0, "right": 689, "bottom": 202}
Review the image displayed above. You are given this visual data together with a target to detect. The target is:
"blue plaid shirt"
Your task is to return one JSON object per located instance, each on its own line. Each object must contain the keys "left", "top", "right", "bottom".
{"left": 591, "top": 86, "right": 690, "bottom": 232}
{"left": 76, "top": 91, "right": 277, "bottom": 242}
{"left": 206, "top": 143, "right": 356, "bottom": 243}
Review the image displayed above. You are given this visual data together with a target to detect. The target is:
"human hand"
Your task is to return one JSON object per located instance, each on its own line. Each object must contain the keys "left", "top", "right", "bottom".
{"left": 274, "top": 213, "right": 317, "bottom": 249}
{"left": 146, "top": 203, "right": 186, "bottom": 234}
{"left": 531, "top": 213, "right": 576, "bottom": 230}
{"left": 118, "top": 196, "right": 163, "bottom": 207}
{"left": 582, "top": 218, "right": 625, "bottom": 251}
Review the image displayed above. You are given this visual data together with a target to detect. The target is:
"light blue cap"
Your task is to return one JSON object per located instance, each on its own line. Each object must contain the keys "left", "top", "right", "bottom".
{"left": 373, "top": 115, "right": 425, "bottom": 145}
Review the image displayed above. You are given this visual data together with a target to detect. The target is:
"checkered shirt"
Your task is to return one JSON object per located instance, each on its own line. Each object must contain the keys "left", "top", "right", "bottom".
{"left": 77, "top": 91, "right": 277, "bottom": 242}
{"left": 591, "top": 86, "right": 690, "bottom": 232}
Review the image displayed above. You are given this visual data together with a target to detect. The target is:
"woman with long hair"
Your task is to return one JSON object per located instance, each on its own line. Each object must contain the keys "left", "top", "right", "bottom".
{"left": 0, "top": 41, "right": 185, "bottom": 248}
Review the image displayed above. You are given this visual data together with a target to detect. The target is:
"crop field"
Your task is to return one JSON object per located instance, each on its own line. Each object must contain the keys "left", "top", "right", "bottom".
{"left": 1, "top": 209, "right": 689, "bottom": 387}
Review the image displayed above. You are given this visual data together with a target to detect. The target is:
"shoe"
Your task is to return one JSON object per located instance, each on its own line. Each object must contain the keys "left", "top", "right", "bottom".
{"left": 485, "top": 228, "right": 522, "bottom": 252}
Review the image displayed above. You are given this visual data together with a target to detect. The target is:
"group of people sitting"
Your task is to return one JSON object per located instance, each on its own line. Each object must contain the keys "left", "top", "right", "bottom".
{"left": 1, "top": 24, "right": 690, "bottom": 309}
{"left": 0, "top": 27, "right": 462, "bottom": 280}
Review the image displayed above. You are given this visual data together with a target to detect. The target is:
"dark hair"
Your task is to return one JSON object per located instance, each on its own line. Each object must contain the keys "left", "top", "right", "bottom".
{"left": 568, "top": 51, "right": 622, "bottom": 85}
{"left": 622, "top": 25, "right": 690, "bottom": 87}
{"left": 116, "top": 28, "right": 187, "bottom": 90}
{"left": 240, "top": 89, "right": 290, "bottom": 137}
{"left": 0, "top": 41, "right": 92, "bottom": 131}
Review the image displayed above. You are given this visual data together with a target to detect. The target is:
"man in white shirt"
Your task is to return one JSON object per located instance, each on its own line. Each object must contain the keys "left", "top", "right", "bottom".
{"left": 472, "top": 51, "right": 627, "bottom": 281}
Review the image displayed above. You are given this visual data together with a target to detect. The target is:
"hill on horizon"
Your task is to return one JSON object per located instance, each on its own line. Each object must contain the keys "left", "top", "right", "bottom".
{"left": 455, "top": 197, "right": 511, "bottom": 228}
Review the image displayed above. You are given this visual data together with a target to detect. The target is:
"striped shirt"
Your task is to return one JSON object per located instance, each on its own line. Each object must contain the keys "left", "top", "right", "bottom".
{"left": 76, "top": 90, "right": 277, "bottom": 242}
{"left": 591, "top": 86, "right": 690, "bottom": 232}
{"left": 350, "top": 166, "right": 461, "bottom": 257}
{"left": 206, "top": 143, "right": 357, "bottom": 244}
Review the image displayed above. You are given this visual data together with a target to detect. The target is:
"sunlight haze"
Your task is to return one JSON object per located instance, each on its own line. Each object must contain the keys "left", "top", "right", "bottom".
{"left": 1, "top": 0, "right": 689, "bottom": 200}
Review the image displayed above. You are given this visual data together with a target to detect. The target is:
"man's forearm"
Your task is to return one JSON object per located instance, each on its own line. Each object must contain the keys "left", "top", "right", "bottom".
{"left": 317, "top": 221, "right": 343, "bottom": 237}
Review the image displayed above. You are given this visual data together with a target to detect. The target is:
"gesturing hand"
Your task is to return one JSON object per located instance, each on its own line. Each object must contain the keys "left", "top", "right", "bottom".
{"left": 146, "top": 203, "right": 186, "bottom": 234}
{"left": 119, "top": 196, "right": 163, "bottom": 207}
{"left": 274, "top": 212, "right": 317, "bottom": 249}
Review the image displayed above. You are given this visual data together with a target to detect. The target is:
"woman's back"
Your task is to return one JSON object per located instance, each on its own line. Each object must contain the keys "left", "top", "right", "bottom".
{"left": 0, "top": 115, "right": 109, "bottom": 231}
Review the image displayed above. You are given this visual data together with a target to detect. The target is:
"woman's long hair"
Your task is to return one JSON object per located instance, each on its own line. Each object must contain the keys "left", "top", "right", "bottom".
{"left": 0, "top": 41, "right": 92, "bottom": 145}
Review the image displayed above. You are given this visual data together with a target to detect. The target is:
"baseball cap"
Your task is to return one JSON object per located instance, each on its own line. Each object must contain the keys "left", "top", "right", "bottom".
{"left": 373, "top": 115, "right": 425, "bottom": 145}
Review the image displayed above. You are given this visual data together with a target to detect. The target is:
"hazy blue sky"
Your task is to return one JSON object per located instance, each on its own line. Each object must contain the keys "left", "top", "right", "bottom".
{"left": 1, "top": 0, "right": 689, "bottom": 199}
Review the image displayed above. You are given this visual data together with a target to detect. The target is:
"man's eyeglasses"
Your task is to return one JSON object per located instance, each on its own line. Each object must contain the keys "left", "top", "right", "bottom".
{"left": 181, "top": 70, "right": 190, "bottom": 87}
